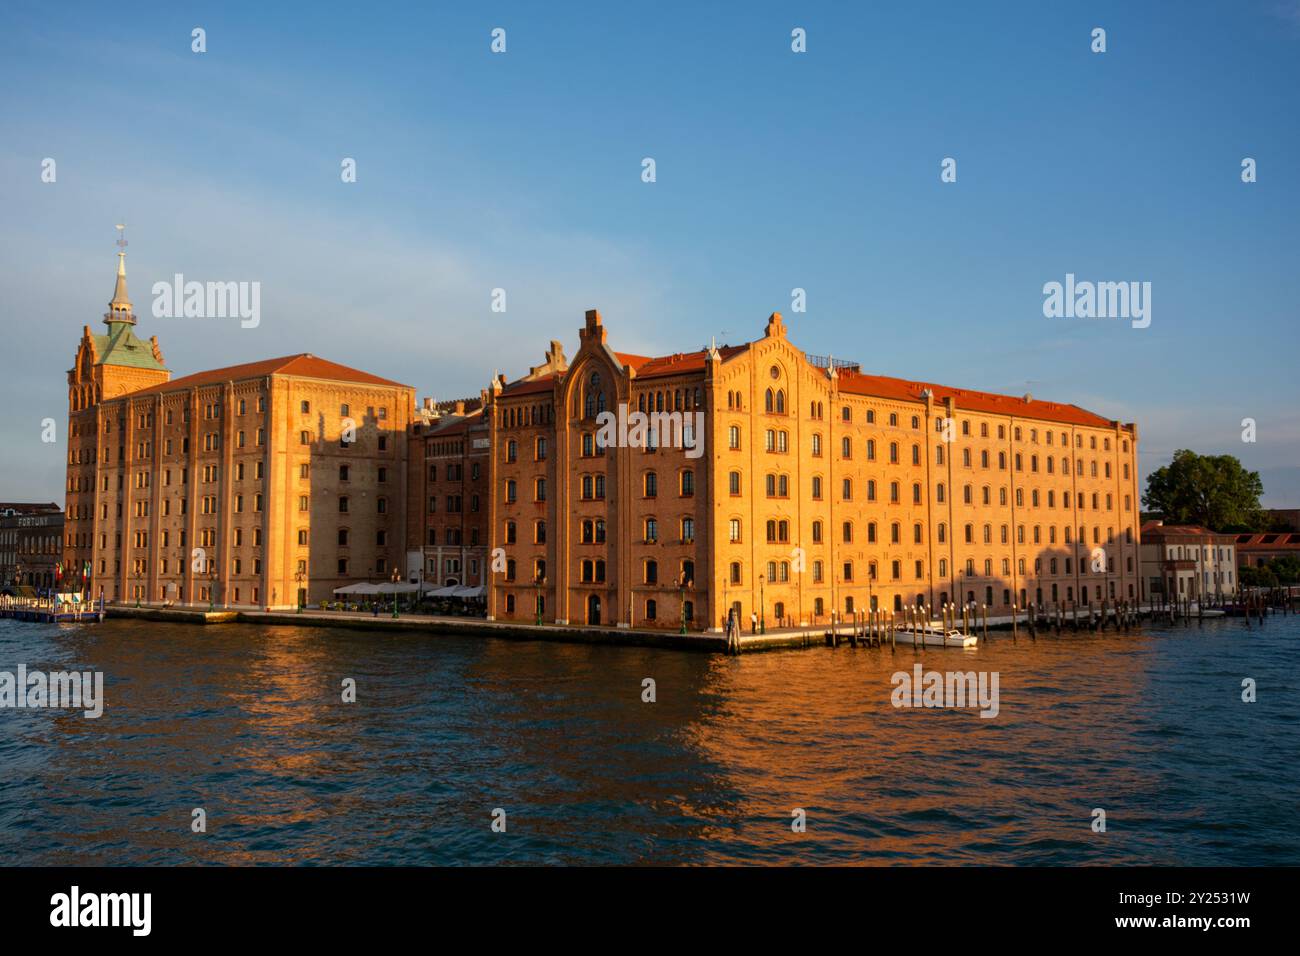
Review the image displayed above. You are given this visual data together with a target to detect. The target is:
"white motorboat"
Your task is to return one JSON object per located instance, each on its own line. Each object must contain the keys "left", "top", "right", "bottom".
{"left": 892, "top": 622, "right": 978, "bottom": 648}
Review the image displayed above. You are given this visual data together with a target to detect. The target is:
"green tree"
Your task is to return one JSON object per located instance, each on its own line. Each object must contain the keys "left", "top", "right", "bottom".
{"left": 1267, "top": 556, "right": 1300, "bottom": 584}
{"left": 1143, "top": 450, "right": 1264, "bottom": 531}
{"left": 1240, "top": 564, "right": 1278, "bottom": 589}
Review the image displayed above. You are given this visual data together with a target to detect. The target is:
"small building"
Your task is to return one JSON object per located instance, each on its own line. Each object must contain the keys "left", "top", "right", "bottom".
{"left": 0, "top": 504, "right": 65, "bottom": 593}
{"left": 1139, "top": 520, "right": 1237, "bottom": 603}
{"left": 1234, "top": 531, "right": 1300, "bottom": 569}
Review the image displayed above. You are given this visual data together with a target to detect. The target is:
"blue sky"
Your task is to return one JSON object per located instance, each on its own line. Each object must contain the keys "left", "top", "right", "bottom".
{"left": 1, "top": 0, "right": 1297, "bottom": 504}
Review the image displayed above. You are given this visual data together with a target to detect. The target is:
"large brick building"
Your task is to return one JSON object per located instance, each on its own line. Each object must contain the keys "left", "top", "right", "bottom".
{"left": 484, "top": 310, "right": 1142, "bottom": 631}
{"left": 61, "top": 247, "right": 1142, "bottom": 627}
{"left": 405, "top": 397, "right": 491, "bottom": 589}
{"left": 63, "top": 248, "right": 414, "bottom": 609}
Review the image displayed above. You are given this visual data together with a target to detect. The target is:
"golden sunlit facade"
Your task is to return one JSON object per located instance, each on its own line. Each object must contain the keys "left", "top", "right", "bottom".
{"left": 62, "top": 251, "right": 1140, "bottom": 626}
{"left": 486, "top": 310, "right": 1141, "bottom": 631}
{"left": 63, "top": 253, "right": 414, "bottom": 609}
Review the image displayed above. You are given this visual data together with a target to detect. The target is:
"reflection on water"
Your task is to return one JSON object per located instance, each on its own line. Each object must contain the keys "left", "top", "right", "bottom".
{"left": 0, "top": 614, "right": 1296, "bottom": 865}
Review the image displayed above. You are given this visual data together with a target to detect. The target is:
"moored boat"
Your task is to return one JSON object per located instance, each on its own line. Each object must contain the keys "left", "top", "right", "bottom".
{"left": 894, "top": 622, "right": 978, "bottom": 648}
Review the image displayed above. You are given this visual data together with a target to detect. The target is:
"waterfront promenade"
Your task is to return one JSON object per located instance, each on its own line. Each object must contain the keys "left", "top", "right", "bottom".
{"left": 93, "top": 600, "right": 1272, "bottom": 654}
{"left": 105, "top": 605, "right": 777, "bottom": 652}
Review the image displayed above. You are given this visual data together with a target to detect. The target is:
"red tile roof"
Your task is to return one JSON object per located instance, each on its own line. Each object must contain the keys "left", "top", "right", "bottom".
{"left": 496, "top": 335, "right": 1124, "bottom": 431}
{"left": 120, "top": 354, "right": 411, "bottom": 397}
{"left": 837, "top": 370, "right": 1119, "bottom": 428}
{"left": 502, "top": 345, "right": 754, "bottom": 397}
{"left": 1141, "top": 521, "right": 1221, "bottom": 537}
{"left": 614, "top": 351, "right": 652, "bottom": 370}
{"left": 500, "top": 373, "right": 559, "bottom": 398}
{"left": 629, "top": 344, "right": 750, "bottom": 379}
{"left": 1235, "top": 532, "right": 1300, "bottom": 550}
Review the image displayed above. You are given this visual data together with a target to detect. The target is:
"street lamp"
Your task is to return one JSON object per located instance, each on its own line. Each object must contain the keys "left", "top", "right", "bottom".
{"left": 759, "top": 573, "right": 766, "bottom": 635}
{"left": 391, "top": 567, "right": 401, "bottom": 618}
{"left": 295, "top": 569, "right": 306, "bottom": 613}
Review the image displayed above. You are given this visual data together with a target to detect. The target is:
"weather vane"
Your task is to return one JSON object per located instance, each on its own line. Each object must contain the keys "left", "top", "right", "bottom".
{"left": 115, "top": 223, "right": 127, "bottom": 252}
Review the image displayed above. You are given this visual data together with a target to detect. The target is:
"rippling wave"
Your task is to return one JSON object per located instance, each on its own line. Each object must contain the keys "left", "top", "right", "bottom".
{"left": 0, "top": 614, "right": 1295, "bottom": 865}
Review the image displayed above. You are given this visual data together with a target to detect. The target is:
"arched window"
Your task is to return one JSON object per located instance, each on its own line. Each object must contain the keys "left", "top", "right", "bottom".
{"left": 584, "top": 371, "right": 603, "bottom": 418}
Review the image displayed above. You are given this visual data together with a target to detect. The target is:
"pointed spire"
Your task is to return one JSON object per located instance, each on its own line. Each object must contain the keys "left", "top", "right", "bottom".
{"left": 706, "top": 334, "right": 720, "bottom": 363}
{"left": 105, "top": 224, "right": 135, "bottom": 326}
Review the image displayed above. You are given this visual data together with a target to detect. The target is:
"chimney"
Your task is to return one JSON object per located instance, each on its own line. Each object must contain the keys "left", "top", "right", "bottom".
{"left": 454, "top": 400, "right": 465, "bottom": 415}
